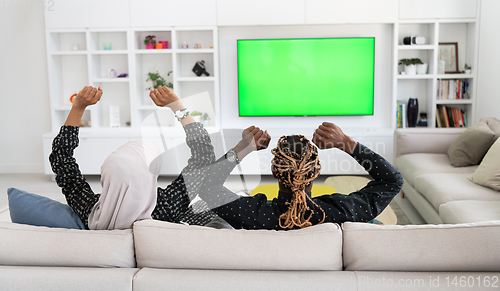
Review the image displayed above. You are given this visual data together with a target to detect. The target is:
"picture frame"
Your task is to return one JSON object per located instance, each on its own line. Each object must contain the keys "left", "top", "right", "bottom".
{"left": 438, "top": 43, "right": 459, "bottom": 74}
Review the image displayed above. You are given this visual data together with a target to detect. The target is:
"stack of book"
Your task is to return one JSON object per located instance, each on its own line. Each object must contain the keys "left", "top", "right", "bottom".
{"left": 436, "top": 105, "right": 468, "bottom": 128}
{"left": 437, "top": 79, "right": 470, "bottom": 100}
{"left": 396, "top": 100, "right": 406, "bottom": 128}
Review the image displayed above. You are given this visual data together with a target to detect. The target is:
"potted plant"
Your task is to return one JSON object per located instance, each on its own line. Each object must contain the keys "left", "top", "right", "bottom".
{"left": 201, "top": 113, "right": 210, "bottom": 126}
{"left": 144, "top": 35, "right": 156, "bottom": 49}
{"left": 399, "top": 58, "right": 424, "bottom": 75}
{"left": 464, "top": 64, "right": 471, "bottom": 74}
{"left": 146, "top": 71, "right": 173, "bottom": 90}
{"left": 190, "top": 110, "right": 203, "bottom": 122}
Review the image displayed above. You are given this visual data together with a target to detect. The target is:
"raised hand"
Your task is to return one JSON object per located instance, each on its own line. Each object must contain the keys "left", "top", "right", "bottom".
{"left": 233, "top": 126, "right": 271, "bottom": 161}
{"left": 149, "top": 86, "right": 180, "bottom": 107}
{"left": 73, "top": 86, "right": 102, "bottom": 109}
{"left": 312, "top": 122, "right": 357, "bottom": 154}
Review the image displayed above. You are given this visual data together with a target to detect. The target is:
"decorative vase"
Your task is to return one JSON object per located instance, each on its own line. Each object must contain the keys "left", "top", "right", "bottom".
{"left": 404, "top": 64, "right": 416, "bottom": 75}
{"left": 159, "top": 41, "right": 168, "bottom": 49}
{"left": 416, "top": 63, "right": 428, "bottom": 75}
{"left": 407, "top": 98, "right": 419, "bottom": 127}
{"left": 155, "top": 43, "right": 163, "bottom": 49}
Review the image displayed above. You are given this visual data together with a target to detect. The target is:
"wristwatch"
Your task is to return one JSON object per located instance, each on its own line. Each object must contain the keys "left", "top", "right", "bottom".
{"left": 225, "top": 148, "right": 240, "bottom": 164}
{"left": 174, "top": 108, "right": 190, "bottom": 121}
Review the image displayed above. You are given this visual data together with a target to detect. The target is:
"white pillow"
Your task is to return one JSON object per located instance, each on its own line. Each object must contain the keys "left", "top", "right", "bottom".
{"left": 468, "top": 137, "right": 500, "bottom": 191}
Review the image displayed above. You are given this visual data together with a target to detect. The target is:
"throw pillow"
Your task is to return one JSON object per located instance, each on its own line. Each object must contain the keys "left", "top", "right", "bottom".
{"left": 468, "top": 137, "right": 500, "bottom": 191}
{"left": 480, "top": 117, "right": 500, "bottom": 140}
{"left": 7, "top": 188, "right": 85, "bottom": 229}
{"left": 447, "top": 122, "right": 496, "bottom": 167}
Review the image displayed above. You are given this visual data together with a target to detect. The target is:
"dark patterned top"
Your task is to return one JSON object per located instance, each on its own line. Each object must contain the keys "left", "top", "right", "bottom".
{"left": 198, "top": 143, "right": 404, "bottom": 230}
{"left": 49, "top": 123, "right": 216, "bottom": 229}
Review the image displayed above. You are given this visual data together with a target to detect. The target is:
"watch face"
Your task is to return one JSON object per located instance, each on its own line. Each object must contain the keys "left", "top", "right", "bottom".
{"left": 227, "top": 150, "right": 236, "bottom": 163}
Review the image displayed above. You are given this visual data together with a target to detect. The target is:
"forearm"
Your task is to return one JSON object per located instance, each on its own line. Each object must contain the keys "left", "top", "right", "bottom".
{"left": 198, "top": 155, "right": 241, "bottom": 209}
{"left": 64, "top": 105, "right": 86, "bottom": 127}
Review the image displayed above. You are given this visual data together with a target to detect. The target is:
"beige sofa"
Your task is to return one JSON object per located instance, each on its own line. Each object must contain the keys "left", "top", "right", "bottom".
{"left": 394, "top": 128, "right": 500, "bottom": 224}
{"left": 1, "top": 219, "right": 500, "bottom": 291}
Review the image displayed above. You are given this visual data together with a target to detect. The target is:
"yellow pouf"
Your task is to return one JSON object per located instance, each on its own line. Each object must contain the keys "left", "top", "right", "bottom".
{"left": 250, "top": 184, "right": 336, "bottom": 200}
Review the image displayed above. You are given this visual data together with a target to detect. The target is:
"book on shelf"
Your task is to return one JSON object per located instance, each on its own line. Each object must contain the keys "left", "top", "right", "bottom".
{"left": 396, "top": 100, "right": 406, "bottom": 128}
{"left": 435, "top": 105, "right": 467, "bottom": 128}
{"left": 437, "top": 79, "right": 470, "bottom": 100}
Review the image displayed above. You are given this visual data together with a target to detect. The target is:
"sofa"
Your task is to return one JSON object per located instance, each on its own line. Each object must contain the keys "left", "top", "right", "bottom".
{"left": 1, "top": 219, "right": 500, "bottom": 291}
{"left": 394, "top": 126, "right": 500, "bottom": 224}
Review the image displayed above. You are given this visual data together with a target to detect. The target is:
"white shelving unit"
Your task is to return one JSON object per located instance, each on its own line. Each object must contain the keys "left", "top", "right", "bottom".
{"left": 45, "top": 27, "right": 219, "bottom": 132}
{"left": 393, "top": 18, "right": 479, "bottom": 128}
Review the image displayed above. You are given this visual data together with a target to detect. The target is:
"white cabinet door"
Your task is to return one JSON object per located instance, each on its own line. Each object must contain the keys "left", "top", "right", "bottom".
{"left": 130, "top": 0, "right": 217, "bottom": 27}
{"left": 44, "top": 0, "right": 129, "bottom": 29}
{"left": 217, "top": 0, "right": 305, "bottom": 26}
{"left": 306, "top": 0, "right": 398, "bottom": 24}
{"left": 399, "top": 0, "right": 477, "bottom": 19}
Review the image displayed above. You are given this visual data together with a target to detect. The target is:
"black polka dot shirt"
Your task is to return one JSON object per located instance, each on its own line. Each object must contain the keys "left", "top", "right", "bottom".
{"left": 198, "top": 143, "right": 404, "bottom": 230}
{"left": 49, "top": 123, "right": 216, "bottom": 229}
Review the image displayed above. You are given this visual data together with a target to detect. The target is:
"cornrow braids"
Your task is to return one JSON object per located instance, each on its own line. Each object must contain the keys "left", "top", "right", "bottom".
{"left": 271, "top": 135, "right": 325, "bottom": 229}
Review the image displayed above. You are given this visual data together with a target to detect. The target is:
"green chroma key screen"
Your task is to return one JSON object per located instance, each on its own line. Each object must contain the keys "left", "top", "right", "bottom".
{"left": 237, "top": 37, "right": 375, "bottom": 116}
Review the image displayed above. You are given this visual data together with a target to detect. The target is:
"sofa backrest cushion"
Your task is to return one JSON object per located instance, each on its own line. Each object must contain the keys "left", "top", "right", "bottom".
{"left": 0, "top": 222, "right": 135, "bottom": 268}
{"left": 133, "top": 220, "right": 343, "bottom": 271}
{"left": 342, "top": 221, "right": 500, "bottom": 272}
{"left": 481, "top": 117, "right": 500, "bottom": 141}
{"left": 468, "top": 137, "right": 500, "bottom": 191}
{"left": 447, "top": 121, "right": 496, "bottom": 167}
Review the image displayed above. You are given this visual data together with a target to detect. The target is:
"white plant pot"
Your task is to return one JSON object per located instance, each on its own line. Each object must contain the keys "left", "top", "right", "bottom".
{"left": 417, "top": 63, "right": 428, "bottom": 75}
{"left": 465, "top": 69, "right": 471, "bottom": 74}
{"left": 404, "top": 64, "right": 416, "bottom": 75}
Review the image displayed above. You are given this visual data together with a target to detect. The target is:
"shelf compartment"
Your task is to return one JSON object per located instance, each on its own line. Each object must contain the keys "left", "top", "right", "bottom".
{"left": 90, "top": 54, "right": 129, "bottom": 80}
{"left": 135, "top": 54, "right": 174, "bottom": 106}
{"left": 435, "top": 104, "right": 472, "bottom": 128}
{"left": 438, "top": 23, "right": 476, "bottom": 72}
{"left": 89, "top": 31, "right": 128, "bottom": 51}
{"left": 398, "top": 49, "right": 435, "bottom": 75}
{"left": 398, "top": 23, "right": 436, "bottom": 46}
{"left": 176, "top": 30, "right": 214, "bottom": 49}
{"left": 177, "top": 82, "right": 216, "bottom": 127}
{"left": 48, "top": 32, "right": 87, "bottom": 52}
{"left": 49, "top": 55, "right": 89, "bottom": 107}
{"left": 397, "top": 79, "right": 433, "bottom": 127}
{"left": 176, "top": 53, "right": 214, "bottom": 78}
{"left": 134, "top": 30, "right": 172, "bottom": 50}
{"left": 93, "top": 82, "right": 131, "bottom": 128}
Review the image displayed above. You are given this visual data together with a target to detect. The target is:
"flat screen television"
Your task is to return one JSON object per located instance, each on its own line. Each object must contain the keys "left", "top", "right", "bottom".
{"left": 237, "top": 37, "right": 375, "bottom": 116}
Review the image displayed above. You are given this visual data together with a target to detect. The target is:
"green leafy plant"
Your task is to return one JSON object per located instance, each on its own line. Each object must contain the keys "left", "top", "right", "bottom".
{"left": 144, "top": 35, "right": 157, "bottom": 46}
{"left": 201, "top": 113, "right": 210, "bottom": 121}
{"left": 399, "top": 58, "right": 423, "bottom": 66}
{"left": 190, "top": 111, "right": 202, "bottom": 116}
{"left": 146, "top": 71, "right": 173, "bottom": 90}
{"left": 464, "top": 63, "right": 471, "bottom": 70}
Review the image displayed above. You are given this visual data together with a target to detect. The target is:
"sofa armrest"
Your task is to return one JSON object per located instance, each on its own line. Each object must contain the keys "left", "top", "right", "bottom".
{"left": 393, "top": 128, "right": 465, "bottom": 162}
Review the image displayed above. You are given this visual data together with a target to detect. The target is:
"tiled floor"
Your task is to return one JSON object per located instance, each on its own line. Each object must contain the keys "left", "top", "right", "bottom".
{"left": 0, "top": 174, "right": 415, "bottom": 224}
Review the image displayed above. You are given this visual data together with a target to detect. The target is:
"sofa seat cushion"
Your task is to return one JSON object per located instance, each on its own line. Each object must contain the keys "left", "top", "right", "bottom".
{"left": 396, "top": 153, "right": 477, "bottom": 186}
{"left": 0, "top": 222, "right": 135, "bottom": 268}
{"left": 414, "top": 173, "right": 500, "bottom": 210}
{"left": 439, "top": 200, "right": 500, "bottom": 224}
{"left": 342, "top": 221, "right": 500, "bottom": 272}
{"left": 133, "top": 220, "right": 343, "bottom": 271}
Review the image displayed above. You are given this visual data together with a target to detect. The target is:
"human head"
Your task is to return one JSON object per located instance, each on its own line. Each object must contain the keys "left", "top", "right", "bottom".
{"left": 271, "top": 135, "right": 325, "bottom": 229}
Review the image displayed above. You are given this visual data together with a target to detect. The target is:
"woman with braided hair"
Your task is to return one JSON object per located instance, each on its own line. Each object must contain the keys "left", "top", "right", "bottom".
{"left": 198, "top": 123, "right": 404, "bottom": 230}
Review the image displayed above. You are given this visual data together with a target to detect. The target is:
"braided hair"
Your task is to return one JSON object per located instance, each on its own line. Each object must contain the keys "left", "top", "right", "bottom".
{"left": 271, "top": 135, "right": 325, "bottom": 229}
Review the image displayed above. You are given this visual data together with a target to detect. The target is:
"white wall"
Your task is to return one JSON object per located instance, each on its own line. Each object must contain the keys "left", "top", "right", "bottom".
{"left": 0, "top": 5, "right": 51, "bottom": 173}
{"left": 219, "top": 24, "right": 393, "bottom": 131}
{"left": 476, "top": 0, "right": 500, "bottom": 121}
